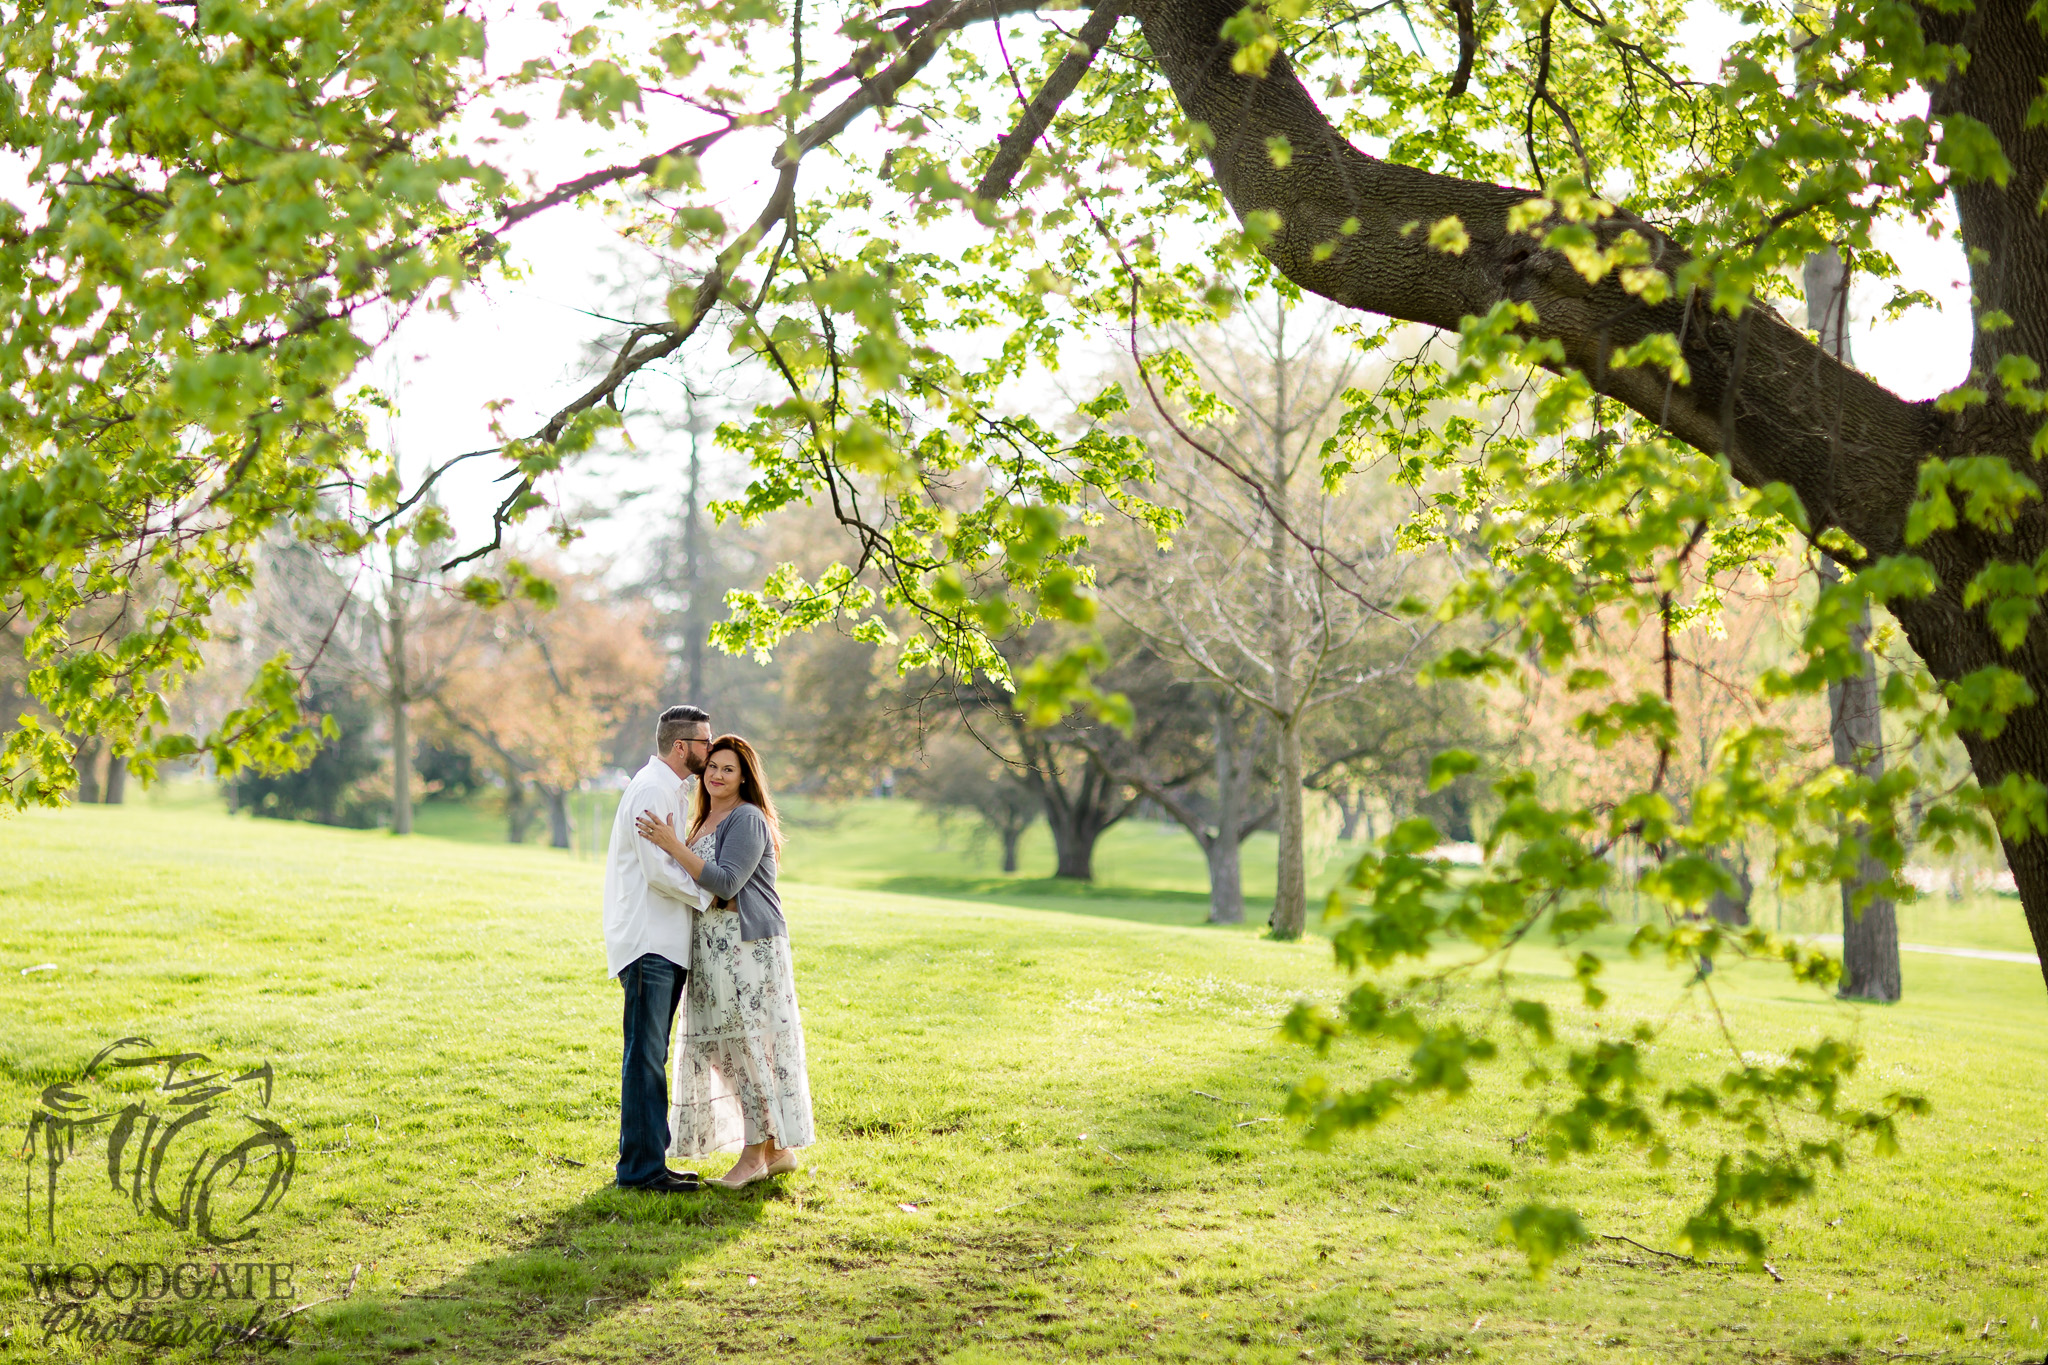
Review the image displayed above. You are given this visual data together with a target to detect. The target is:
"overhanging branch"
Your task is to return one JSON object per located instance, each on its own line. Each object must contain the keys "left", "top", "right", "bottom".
{"left": 975, "top": 2, "right": 1125, "bottom": 202}
{"left": 1126, "top": 0, "right": 1938, "bottom": 563}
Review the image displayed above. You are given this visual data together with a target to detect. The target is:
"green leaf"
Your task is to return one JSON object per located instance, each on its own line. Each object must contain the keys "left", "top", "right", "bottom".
{"left": 1427, "top": 749, "right": 1480, "bottom": 792}
{"left": 1498, "top": 1204, "right": 1589, "bottom": 1275}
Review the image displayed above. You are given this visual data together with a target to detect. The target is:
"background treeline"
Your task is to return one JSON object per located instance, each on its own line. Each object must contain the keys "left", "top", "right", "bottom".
{"left": 3, "top": 302, "right": 1988, "bottom": 936}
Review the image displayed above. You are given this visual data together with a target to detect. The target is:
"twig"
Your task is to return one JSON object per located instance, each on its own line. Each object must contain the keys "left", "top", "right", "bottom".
{"left": 400, "top": 1293, "right": 464, "bottom": 1300}
{"left": 278, "top": 1296, "right": 337, "bottom": 1318}
{"left": 1233, "top": 1117, "right": 1279, "bottom": 1128}
{"left": 342, "top": 1264, "right": 361, "bottom": 1301}
{"left": 304, "top": 1129, "right": 351, "bottom": 1155}
{"left": 1594, "top": 1233, "right": 1753, "bottom": 1271}
{"left": 1193, "top": 1091, "right": 1243, "bottom": 1105}
{"left": 1599, "top": 1234, "right": 1694, "bottom": 1263}
{"left": 1097, "top": 1146, "right": 1129, "bottom": 1165}
{"left": 547, "top": 1153, "right": 587, "bottom": 1168}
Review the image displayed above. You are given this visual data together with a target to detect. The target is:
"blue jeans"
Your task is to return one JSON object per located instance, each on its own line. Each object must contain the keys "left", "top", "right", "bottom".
{"left": 616, "top": 953, "right": 687, "bottom": 1186}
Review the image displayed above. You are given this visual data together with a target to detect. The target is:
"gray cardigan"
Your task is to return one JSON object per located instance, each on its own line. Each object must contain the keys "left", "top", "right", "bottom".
{"left": 693, "top": 803, "right": 785, "bottom": 941}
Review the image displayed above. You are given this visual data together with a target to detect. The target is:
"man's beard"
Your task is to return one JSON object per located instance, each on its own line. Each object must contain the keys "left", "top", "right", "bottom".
{"left": 686, "top": 747, "right": 709, "bottom": 776}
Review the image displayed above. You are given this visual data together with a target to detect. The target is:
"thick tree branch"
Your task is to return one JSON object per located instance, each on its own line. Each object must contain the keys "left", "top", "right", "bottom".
{"left": 1127, "top": 0, "right": 1940, "bottom": 565}
{"left": 1446, "top": 0, "right": 1476, "bottom": 99}
{"left": 975, "top": 2, "right": 1125, "bottom": 202}
{"left": 776, "top": 0, "right": 1052, "bottom": 170}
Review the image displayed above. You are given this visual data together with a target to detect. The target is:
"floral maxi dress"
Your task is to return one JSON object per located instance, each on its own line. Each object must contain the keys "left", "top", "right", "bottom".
{"left": 668, "top": 827, "right": 816, "bottom": 1156}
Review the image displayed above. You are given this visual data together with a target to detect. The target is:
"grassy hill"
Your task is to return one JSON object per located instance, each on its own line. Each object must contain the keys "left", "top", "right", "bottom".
{"left": 4, "top": 799, "right": 2045, "bottom": 1362}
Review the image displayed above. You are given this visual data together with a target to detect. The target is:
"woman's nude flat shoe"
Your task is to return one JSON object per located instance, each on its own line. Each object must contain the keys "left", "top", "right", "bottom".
{"left": 714, "top": 1152, "right": 798, "bottom": 1188}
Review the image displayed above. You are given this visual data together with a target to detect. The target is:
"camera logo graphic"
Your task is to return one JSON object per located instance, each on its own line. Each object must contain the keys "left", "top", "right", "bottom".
{"left": 23, "top": 1038, "right": 295, "bottom": 1247}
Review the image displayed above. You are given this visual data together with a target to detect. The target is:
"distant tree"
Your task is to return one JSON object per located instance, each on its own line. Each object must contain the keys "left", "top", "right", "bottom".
{"left": 362, "top": 521, "right": 472, "bottom": 836}
{"left": 622, "top": 384, "right": 788, "bottom": 763}
{"left": 1096, "top": 298, "right": 1447, "bottom": 936}
{"left": 901, "top": 731, "right": 1041, "bottom": 874}
{"left": 232, "top": 682, "right": 383, "bottom": 827}
{"left": 1303, "top": 675, "right": 1492, "bottom": 844}
{"left": 415, "top": 740, "right": 480, "bottom": 802}
{"left": 958, "top": 629, "right": 1210, "bottom": 883}
{"left": 1804, "top": 252, "right": 1902, "bottom": 1003}
{"left": 430, "top": 563, "right": 662, "bottom": 847}
{"left": 765, "top": 630, "right": 915, "bottom": 799}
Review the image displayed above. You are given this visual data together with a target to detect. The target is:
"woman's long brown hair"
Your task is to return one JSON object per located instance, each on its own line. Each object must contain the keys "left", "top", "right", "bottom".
{"left": 688, "top": 734, "right": 784, "bottom": 852}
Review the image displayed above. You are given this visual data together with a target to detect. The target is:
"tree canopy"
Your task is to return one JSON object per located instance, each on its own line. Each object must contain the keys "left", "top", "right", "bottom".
{"left": 6, "top": 0, "right": 2046, "bottom": 1267}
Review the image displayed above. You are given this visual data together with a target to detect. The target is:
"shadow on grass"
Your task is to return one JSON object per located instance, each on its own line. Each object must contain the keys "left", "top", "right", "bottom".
{"left": 307, "top": 1179, "right": 767, "bottom": 1360}
{"left": 677, "top": 1071, "right": 1472, "bottom": 1362}
{"left": 869, "top": 874, "right": 1267, "bottom": 931}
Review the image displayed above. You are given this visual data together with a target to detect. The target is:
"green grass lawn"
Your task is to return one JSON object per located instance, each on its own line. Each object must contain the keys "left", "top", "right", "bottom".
{"left": 6, "top": 800, "right": 2046, "bottom": 1363}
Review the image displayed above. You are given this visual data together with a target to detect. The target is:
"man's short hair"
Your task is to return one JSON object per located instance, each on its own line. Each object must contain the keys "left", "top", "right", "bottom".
{"left": 657, "top": 705, "right": 711, "bottom": 755}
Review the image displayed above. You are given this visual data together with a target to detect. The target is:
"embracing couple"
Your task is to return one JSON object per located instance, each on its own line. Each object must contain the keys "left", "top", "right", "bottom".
{"left": 601, "top": 704, "right": 815, "bottom": 1193}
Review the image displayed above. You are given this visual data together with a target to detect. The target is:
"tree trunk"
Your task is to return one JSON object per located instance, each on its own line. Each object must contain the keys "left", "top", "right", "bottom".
{"left": 1205, "top": 835, "right": 1245, "bottom": 926}
{"left": 1332, "top": 788, "right": 1365, "bottom": 841}
{"left": 387, "top": 570, "right": 414, "bottom": 836}
{"left": 102, "top": 753, "right": 126, "bottom": 805}
{"left": 1048, "top": 805, "right": 1098, "bottom": 879}
{"left": 1000, "top": 823, "right": 1022, "bottom": 873}
{"left": 1820, "top": 563, "right": 1904, "bottom": 1000}
{"left": 1271, "top": 713, "right": 1308, "bottom": 938}
{"left": 1706, "top": 847, "right": 1753, "bottom": 927}
{"left": 1014, "top": 723, "right": 1131, "bottom": 881}
{"left": 544, "top": 785, "right": 573, "bottom": 849}
{"left": 74, "top": 734, "right": 101, "bottom": 804}
{"left": 1264, "top": 310, "right": 1308, "bottom": 941}
{"left": 683, "top": 400, "right": 708, "bottom": 702}
{"left": 1208, "top": 698, "right": 1247, "bottom": 924}
{"left": 504, "top": 771, "right": 534, "bottom": 844}
{"left": 1805, "top": 247, "right": 1901, "bottom": 1002}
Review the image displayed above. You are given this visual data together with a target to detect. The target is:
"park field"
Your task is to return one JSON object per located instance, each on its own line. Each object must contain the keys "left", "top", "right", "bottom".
{"left": 4, "top": 797, "right": 2047, "bottom": 1363}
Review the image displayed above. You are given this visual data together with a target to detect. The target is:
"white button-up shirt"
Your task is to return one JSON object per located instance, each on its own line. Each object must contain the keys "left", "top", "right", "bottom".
{"left": 602, "top": 757, "right": 710, "bottom": 978}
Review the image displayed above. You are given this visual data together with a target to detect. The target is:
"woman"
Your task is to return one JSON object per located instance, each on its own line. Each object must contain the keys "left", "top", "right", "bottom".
{"left": 636, "top": 735, "right": 814, "bottom": 1187}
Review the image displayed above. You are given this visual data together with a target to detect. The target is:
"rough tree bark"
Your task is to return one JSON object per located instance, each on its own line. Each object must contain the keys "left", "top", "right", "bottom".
{"left": 1124, "top": 0, "right": 2048, "bottom": 986}
{"left": 1806, "top": 247, "right": 1902, "bottom": 1002}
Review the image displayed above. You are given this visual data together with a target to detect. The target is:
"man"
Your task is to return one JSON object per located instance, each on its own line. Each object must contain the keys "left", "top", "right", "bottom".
{"left": 602, "top": 704, "right": 712, "bottom": 1192}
